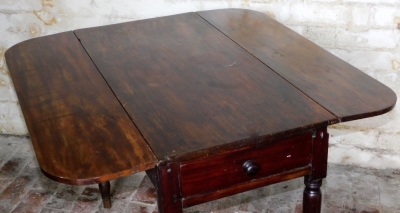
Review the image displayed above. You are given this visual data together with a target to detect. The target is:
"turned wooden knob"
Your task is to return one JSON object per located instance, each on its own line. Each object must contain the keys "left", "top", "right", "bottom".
{"left": 242, "top": 160, "right": 259, "bottom": 176}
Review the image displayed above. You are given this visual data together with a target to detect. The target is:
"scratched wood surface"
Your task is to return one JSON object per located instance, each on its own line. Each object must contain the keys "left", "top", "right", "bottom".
{"left": 5, "top": 32, "right": 157, "bottom": 185}
{"left": 75, "top": 12, "right": 336, "bottom": 160}
{"left": 198, "top": 9, "right": 397, "bottom": 122}
{"left": 4, "top": 9, "right": 397, "bottom": 185}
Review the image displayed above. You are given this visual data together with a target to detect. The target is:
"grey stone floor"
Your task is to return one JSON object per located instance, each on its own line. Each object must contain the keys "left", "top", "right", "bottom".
{"left": 0, "top": 134, "right": 399, "bottom": 213}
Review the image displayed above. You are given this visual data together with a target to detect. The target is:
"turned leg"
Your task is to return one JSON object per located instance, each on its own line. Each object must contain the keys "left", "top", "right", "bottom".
{"left": 99, "top": 181, "right": 111, "bottom": 208}
{"left": 302, "top": 127, "right": 329, "bottom": 213}
{"left": 303, "top": 177, "right": 322, "bottom": 213}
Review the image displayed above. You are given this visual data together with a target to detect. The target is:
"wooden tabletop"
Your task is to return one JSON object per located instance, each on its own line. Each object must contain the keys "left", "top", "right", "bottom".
{"left": 5, "top": 9, "right": 396, "bottom": 185}
{"left": 5, "top": 32, "right": 157, "bottom": 184}
{"left": 198, "top": 9, "right": 397, "bottom": 122}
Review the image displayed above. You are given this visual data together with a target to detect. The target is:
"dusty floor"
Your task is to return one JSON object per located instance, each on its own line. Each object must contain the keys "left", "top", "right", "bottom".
{"left": 0, "top": 135, "right": 399, "bottom": 213}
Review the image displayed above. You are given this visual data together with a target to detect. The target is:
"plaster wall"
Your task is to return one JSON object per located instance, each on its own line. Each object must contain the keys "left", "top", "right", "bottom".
{"left": 0, "top": 0, "right": 399, "bottom": 169}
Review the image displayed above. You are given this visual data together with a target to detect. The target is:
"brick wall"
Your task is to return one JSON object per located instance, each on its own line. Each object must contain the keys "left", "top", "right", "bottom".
{"left": 0, "top": 0, "right": 399, "bottom": 169}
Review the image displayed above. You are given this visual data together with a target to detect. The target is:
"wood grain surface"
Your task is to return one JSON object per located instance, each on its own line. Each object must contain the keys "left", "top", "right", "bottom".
{"left": 180, "top": 131, "right": 312, "bottom": 198}
{"left": 4, "top": 9, "right": 397, "bottom": 187}
{"left": 198, "top": 9, "right": 397, "bottom": 122}
{"left": 75, "top": 12, "right": 336, "bottom": 160}
{"left": 5, "top": 32, "right": 157, "bottom": 185}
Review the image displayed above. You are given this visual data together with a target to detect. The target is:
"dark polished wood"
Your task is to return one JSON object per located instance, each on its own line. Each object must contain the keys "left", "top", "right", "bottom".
{"left": 310, "top": 127, "right": 329, "bottom": 180}
{"left": 155, "top": 163, "right": 183, "bottom": 213}
{"left": 5, "top": 32, "right": 157, "bottom": 185}
{"left": 198, "top": 9, "right": 397, "bottom": 122}
{"left": 182, "top": 166, "right": 312, "bottom": 208}
{"left": 75, "top": 12, "right": 335, "bottom": 161}
{"left": 179, "top": 131, "right": 312, "bottom": 198}
{"left": 303, "top": 177, "right": 323, "bottom": 213}
{"left": 4, "top": 8, "right": 397, "bottom": 213}
{"left": 297, "top": 127, "right": 328, "bottom": 213}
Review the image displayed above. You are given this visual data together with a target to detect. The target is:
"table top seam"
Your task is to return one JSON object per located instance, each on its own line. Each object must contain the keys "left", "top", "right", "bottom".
{"left": 72, "top": 30, "right": 159, "bottom": 162}
{"left": 195, "top": 11, "right": 340, "bottom": 125}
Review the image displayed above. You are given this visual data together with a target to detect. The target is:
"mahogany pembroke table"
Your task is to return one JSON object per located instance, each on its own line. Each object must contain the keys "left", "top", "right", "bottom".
{"left": 5, "top": 9, "right": 396, "bottom": 213}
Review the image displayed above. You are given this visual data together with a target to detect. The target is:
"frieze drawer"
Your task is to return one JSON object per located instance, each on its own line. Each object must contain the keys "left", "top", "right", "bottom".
{"left": 180, "top": 131, "right": 313, "bottom": 198}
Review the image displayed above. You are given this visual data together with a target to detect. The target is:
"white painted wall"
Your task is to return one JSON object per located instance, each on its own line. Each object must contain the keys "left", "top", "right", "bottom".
{"left": 1, "top": 0, "right": 399, "bottom": 169}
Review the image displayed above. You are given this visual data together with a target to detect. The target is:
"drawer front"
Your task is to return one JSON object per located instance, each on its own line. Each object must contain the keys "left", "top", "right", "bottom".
{"left": 180, "top": 131, "right": 312, "bottom": 198}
